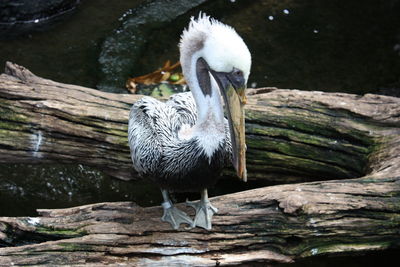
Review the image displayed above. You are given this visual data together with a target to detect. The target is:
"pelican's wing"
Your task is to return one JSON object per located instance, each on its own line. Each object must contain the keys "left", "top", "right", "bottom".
{"left": 128, "top": 96, "right": 177, "bottom": 176}
{"left": 166, "top": 92, "right": 197, "bottom": 126}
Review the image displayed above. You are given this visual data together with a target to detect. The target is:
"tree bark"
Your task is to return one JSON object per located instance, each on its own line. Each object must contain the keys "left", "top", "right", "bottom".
{"left": 0, "top": 62, "right": 140, "bottom": 180}
{"left": 0, "top": 62, "right": 400, "bottom": 265}
{"left": 1, "top": 62, "right": 399, "bottom": 182}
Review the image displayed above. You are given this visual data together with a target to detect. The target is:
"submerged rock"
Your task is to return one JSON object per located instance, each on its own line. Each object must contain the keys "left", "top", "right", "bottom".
{"left": 0, "top": 0, "right": 81, "bottom": 39}
{"left": 98, "top": 0, "right": 208, "bottom": 93}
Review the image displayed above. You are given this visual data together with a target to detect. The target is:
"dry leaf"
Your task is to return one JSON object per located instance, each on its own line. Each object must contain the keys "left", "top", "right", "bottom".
{"left": 126, "top": 61, "right": 186, "bottom": 93}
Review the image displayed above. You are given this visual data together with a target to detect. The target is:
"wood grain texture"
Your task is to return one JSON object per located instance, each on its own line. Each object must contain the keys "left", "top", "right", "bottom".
{"left": 1, "top": 62, "right": 399, "bottom": 182}
{"left": 1, "top": 175, "right": 399, "bottom": 265}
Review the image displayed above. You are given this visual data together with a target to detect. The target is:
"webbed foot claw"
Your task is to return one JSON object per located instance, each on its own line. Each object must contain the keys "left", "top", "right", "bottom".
{"left": 186, "top": 199, "right": 218, "bottom": 230}
{"left": 161, "top": 201, "right": 193, "bottom": 229}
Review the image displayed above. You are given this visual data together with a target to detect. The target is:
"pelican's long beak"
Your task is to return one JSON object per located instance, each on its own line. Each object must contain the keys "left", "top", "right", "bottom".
{"left": 211, "top": 70, "right": 247, "bottom": 182}
{"left": 224, "top": 83, "right": 247, "bottom": 181}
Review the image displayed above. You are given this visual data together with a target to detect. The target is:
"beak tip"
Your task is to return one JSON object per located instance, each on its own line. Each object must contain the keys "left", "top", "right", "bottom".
{"left": 236, "top": 165, "right": 247, "bottom": 182}
{"left": 241, "top": 168, "right": 247, "bottom": 182}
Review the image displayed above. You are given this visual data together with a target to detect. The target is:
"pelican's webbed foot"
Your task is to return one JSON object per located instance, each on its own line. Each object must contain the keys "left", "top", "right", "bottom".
{"left": 160, "top": 189, "right": 192, "bottom": 229}
{"left": 186, "top": 189, "right": 218, "bottom": 230}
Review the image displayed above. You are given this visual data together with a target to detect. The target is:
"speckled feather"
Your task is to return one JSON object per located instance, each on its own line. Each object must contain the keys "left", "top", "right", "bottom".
{"left": 128, "top": 92, "right": 232, "bottom": 192}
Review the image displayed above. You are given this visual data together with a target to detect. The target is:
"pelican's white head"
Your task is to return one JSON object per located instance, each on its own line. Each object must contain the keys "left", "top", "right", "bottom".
{"left": 179, "top": 13, "right": 251, "bottom": 181}
{"left": 179, "top": 13, "right": 251, "bottom": 87}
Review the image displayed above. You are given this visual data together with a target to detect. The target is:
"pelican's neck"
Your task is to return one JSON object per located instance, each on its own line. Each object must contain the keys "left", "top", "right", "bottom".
{"left": 182, "top": 52, "right": 226, "bottom": 158}
{"left": 187, "top": 53, "right": 225, "bottom": 129}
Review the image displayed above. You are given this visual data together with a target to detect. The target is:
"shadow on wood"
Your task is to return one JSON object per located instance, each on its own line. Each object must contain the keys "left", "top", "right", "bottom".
{"left": 0, "top": 62, "right": 399, "bottom": 265}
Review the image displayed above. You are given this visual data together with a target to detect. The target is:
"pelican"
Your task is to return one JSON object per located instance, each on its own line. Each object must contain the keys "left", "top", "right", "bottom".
{"left": 128, "top": 14, "right": 251, "bottom": 230}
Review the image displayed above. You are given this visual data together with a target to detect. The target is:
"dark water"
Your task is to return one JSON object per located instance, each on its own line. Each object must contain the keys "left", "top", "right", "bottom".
{"left": 0, "top": 0, "right": 144, "bottom": 88}
{"left": 135, "top": 0, "right": 400, "bottom": 95}
{"left": 1, "top": 0, "right": 399, "bottom": 94}
{"left": 0, "top": 0, "right": 399, "bottom": 264}
{"left": 0, "top": 163, "right": 161, "bottom": 216}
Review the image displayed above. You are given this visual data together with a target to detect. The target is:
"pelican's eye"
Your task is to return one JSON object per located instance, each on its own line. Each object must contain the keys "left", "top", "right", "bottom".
{"left": 233, "top": 69, "right": 243, "bottom": 77}
{"left": 227, "top": 68, "right": 245, "bottom": 90}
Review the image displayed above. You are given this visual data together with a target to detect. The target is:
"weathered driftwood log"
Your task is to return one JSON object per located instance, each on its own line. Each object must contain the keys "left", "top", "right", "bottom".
{"left": 0, "top": 62, "right": 139, "bottom": 180}
{"left": 0, "top": 62, "right": 400, "bottom": 265}
{"left": 0, "top": 175, "right": 399, "bottom": 265}
{"left": 1, "top": 62, "right": 399, "bottom": 183}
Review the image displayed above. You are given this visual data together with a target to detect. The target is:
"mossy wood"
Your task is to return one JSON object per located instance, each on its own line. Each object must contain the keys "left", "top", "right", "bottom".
{"left": 0, "top": 62, "right": 399, "bottom": 265}
{"left": 2, "top": 62, "right": 398, "bottom": 183}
